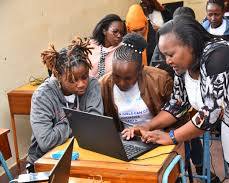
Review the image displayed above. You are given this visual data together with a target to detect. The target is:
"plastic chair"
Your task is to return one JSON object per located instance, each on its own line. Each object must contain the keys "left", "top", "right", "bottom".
{"left": 162, "top": 155, "right": 186, "bottom": 183}
{"left": 0, "top": 151, "right": 13, "bottom": 181}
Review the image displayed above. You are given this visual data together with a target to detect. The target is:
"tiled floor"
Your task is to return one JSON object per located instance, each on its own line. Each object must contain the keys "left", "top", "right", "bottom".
{"left": 1, "top": 141, "right": 229, "bottom": 183}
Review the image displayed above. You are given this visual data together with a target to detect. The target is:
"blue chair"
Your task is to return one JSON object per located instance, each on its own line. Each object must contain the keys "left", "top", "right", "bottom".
{"left": 0, "top": 151, "right": 13, "bottom": 181}
{"left": 187, "top": 131, "right": 228, "bottom": 182}
{"left": 162, "top": 155, "right": 186, "bottom": 183}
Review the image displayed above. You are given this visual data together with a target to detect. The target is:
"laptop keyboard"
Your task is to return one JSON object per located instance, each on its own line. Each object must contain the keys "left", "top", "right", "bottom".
{"left": 123, "top": 143, "right": 145, "bottom": 158}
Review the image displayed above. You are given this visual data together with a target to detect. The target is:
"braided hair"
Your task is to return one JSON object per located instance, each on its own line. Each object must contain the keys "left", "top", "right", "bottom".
{"left": 41, "top": 37, "right": 93, "bottom": 80}
{"left": 113, "top": 33, "right": 147, "bottom": 69}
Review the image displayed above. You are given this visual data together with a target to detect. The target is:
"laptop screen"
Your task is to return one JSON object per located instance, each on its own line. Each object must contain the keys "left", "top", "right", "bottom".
{"left": 49, "top": 137, "right": 74, "bottom": 183}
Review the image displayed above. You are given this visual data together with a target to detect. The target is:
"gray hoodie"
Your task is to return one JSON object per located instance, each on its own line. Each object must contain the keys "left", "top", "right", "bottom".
{"left": 27, "top": 76, "right": 103, "bottom": 164}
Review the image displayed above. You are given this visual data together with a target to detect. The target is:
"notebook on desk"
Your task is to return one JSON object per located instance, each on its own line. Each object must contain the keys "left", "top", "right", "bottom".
{"left": 63, "top": 107, "right": 159, "bottom": 161}
{"left": 17, "top": 137, "right": 74, "bottom": 183}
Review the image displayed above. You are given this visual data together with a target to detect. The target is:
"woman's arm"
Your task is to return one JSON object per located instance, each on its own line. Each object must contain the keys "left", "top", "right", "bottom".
{"left": 30, "top": 92, "right": 71, "bottom": 153}
{"left": 140, "top": 120, "right": 204, "bottom": 145}
{"left": 122, "top": 110, "right": 177, "bottom": 140}
{"left": 83, "top": 78, "right": 104, "bottom": 115}
{"left": 122, "top": 74, "right": 191, "bottom": 139}
{"left": 192, "top": 47, "right": 229, "bottom": 130}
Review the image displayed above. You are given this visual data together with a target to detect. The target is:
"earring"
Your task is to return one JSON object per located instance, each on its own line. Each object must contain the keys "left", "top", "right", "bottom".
{"left": 58, "top": 81, "right": 61, "bottom": 89}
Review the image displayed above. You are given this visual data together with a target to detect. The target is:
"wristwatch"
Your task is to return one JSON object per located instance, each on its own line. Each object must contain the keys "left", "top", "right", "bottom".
{"left": 169, "top": 130, "right": 178, "bottom": 145}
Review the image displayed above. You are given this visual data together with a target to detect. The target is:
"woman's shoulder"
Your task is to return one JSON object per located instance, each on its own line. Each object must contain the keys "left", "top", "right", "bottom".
{"left": 143, "top": 66, "right": 171, "bottom": 79}
{"left": 98, "top": 72, "right": 113, "bottom": 86}
{"left": 89, "top": 39, "right": 99, "bottom": 46}
{"left": 202, "top": 42, "right": 229, "bottom": 76}
{"left": 202, "top": 39, "right": 229, "bottom": 62}
{"left": 32, "top": 77, "right": 59, "bottom": 100}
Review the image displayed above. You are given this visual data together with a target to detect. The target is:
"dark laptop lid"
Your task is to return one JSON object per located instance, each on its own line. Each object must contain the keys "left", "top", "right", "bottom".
{"left": 49, "top": 137, "right": 74, "bottom": 183}
{"left": 17, "top": 137, "right": 74, "bottom": 183}
{"left": 63, "top": 108, "right": 129, "bottom": 161}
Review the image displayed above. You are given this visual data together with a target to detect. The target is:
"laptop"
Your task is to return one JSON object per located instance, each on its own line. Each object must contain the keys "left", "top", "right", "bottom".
{"left": 17, "top": 137, "right": 74, "bottom": 183}
{"left": 63, "top": 107, "right": 159, "bottom": 161}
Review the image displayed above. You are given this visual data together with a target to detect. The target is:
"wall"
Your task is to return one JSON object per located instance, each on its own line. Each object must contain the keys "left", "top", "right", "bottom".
{"left": 0, "top": 0, "right": 136, "bottom": 174}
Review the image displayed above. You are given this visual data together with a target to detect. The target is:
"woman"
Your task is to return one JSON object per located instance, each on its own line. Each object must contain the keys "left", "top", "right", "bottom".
{"left": 202, "top": 0, "right": 229, "bottom": 37}
{"left": 89, "top": 14, "right": 126, "bottom": 79}
{"left": 100, "top": 33, "right": 173, "bottom": 131}
{"left": 122, "top": 15, "right": 229, "bottom": 166}
{"left": 27, "top": 37, "right": 103, "bottom": 172}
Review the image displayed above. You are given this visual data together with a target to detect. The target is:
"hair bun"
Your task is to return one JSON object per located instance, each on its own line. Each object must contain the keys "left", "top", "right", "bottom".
{"left": 122, "top": 33, "right": 147, "bottom": 52}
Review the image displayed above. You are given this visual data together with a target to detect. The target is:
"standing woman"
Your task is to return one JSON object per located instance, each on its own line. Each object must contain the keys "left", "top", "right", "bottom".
{"left": 26, "top": 37, "right": 103, "bottom": 172}
{"left": 89, "top": 14, "right": 126, "bottom": 79}
{"left": 122, "top": 15, "right": 229, "bottom": 166}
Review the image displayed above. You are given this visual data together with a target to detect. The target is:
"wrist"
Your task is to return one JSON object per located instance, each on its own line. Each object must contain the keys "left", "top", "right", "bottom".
{"left": 169, "top": 130, "right": 178, "bottom": 145}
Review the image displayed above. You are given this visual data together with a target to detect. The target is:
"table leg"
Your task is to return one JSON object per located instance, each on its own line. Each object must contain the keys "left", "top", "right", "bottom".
{"left": 10, "top": 113, "right": 20, "bottom": 171}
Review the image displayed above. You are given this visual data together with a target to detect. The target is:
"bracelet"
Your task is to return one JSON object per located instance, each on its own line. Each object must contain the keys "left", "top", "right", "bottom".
{"left": 169, "top": 130, "right": 178, "bottom": 145}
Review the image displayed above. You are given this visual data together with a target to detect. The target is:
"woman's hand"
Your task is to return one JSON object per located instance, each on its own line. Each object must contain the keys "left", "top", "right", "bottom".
{"left": 152, "top": 23, "right": 160, "bottom": 32}
{"left": 141, "top": 130, "right": 173, "bottom": 145}
{"left": 121, "top": 125, "right": 149, "bottom": 140}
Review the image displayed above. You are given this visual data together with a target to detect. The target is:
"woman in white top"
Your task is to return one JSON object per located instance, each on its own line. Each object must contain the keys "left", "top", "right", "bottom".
{"left": 122, "top": 16, "right": 229, "bottom": 177}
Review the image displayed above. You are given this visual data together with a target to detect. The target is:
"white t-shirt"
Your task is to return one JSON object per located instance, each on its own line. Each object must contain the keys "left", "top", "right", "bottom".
{"left": 65, "top": 94, "right": 75, "bottom": 104}
{"left": 184, "top": 71, "right": 204, "bottom": 111}
{"left": 113, "top": 83, "right": 153, "bottom": 128}
{"left": 64, "top": 94, "right": 76, "bottom": 108}
{"left": 224, "top": 12, "right": 229, "bottom": 17}
{"left": 208, "top": 19, "right": 227, "bottom": 35}
{"left": 148, "top": 10, "right": 164, "bottom": 28}
{"left": 185, "top": 71, "right": 229, "bottom": 161}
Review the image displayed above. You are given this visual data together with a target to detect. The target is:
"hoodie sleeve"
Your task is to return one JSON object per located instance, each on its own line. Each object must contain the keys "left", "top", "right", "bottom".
{"left": 82, "top": 78, "right": 104, "bottom": 115}
{"left": 30, "top": 90, "right": 71, "bottom": 153}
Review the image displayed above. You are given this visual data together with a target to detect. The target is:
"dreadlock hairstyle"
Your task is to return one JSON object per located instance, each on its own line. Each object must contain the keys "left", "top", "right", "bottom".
{"left": 92, "top": 14, "right": 126, "bottom": 46}
{"left": 206, "top": 0, "right": 225, "bottom": 10}
{"left": 113, "top": 33, "right": 147, "bottom": 69}
{"left": 156, "top": 15, "right": 219, "bottom": 73}
{"left": 41, "top": 37, "right": 93, "bottom": 80}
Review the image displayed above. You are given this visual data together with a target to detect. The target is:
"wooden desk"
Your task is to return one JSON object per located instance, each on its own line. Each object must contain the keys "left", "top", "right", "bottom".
{"left": 7, "top": 84, "right": 38, "bottom": 168}
{"left": 0, "top": 128, "right": 12, "bottom": 161}
{"left": 68, "top": 177, "right": 110, "bottom": 183}
{"left": 35, "top": 139, "right": 184, "bottom": 183}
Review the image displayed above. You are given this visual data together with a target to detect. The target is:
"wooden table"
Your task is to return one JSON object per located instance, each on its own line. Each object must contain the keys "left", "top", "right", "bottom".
{"left": 0, "top": 128, "right": 12, "bottom": 161}
{"left": 35, "top": 139, "right": 184, "bottom": 183}
{"left": 7, "top": 84, "right": 38, "bottom": 168}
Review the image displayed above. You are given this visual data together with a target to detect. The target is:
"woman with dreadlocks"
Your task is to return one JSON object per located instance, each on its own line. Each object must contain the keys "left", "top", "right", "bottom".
{"left": 26, "top": 37, "right": 103, "bottom": 172}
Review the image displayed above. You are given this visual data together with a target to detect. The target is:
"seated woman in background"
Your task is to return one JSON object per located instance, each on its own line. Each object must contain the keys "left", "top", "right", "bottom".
{"left": 100, "top": 33, "right": 173, "bottom": 131}
{"left": 202, "top": 0, "right": 229, "bottom": 37}
{"left": 89, "top": 14, "right": 126, "bottom": 79}
{"left": 26, "top": 37, "right": 103, "bottom": 172}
